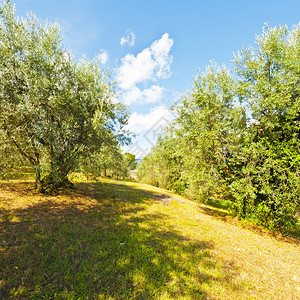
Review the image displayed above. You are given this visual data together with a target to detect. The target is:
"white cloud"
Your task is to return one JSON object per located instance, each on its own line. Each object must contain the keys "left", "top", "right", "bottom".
{"left": 123, "top": 85, "right": 164, "bottom": 105}
{"left": 120, "top": 30, "right": 136, "bottom": 47}
{"left": 118, "top": 49, "right": 155, "bottom": 90}
{"left": 142, "top": 85, "right": 164, "bottom": 103}
{"left": 124, "top": 105, "right": 174, "bottom": 133}
{"left": 96, "top": 49, "right": 108, "bottom": 65}
{"left": 117, "top": 33, "right": 174, "bottom": 105}
{"left": 151, "top": 33, "right": 174, "bottom": 78}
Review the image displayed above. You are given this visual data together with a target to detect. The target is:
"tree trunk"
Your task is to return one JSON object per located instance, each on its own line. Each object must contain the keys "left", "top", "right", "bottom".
{"left": 38, "top": 158, "right": 74, "bottom": 195}
{"left": 39, "top": 171, "right": 74, "bottom": 195}
{"left": 34, "top": 164, "right": 41, "bottom": 190}
{"left": 38, "top": 151, "right": 77, "bottom": 194}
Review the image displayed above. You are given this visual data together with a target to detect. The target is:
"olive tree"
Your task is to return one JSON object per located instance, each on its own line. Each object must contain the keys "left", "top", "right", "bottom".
{"left": 173, "top": 64, "right": 245, "bottom": 200}
{"left": 0, "top": 1, "right": 130, "bottom": 193}
{"left": 231, "top": 24, "right": 300, "bottom": 229}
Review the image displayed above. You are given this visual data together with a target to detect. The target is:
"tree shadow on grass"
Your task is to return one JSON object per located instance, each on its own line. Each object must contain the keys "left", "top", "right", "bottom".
{"left": 0, "top": 180, "right": 36, "bottom": 196}
{"left": 197, "top": 198, "right": 300, "bottom": 244}
{"left": 198, "top": 205, "right": 231, "bottom": 222}
{"left": 0, "top": 180, "right": 242, "bottom": 299}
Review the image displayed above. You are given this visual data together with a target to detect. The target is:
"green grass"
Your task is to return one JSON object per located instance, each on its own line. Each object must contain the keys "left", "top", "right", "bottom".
{"left": 0, "top": 180, "right": 216, "bottom": 299}
{"left": 0, "top": 178, "right": 299, "bottom": 299}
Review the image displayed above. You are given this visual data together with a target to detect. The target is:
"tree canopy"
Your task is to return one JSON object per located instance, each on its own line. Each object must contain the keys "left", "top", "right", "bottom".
{"left": 138, "top": 24, "right": 300, "bottom": 231}
{"left": 0, "top": 1, "right": 130, "bottom": 193}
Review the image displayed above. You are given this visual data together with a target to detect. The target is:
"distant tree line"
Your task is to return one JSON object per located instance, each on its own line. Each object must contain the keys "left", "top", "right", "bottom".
{"left": 0, "top": 1, "right": 132, "bottom": 193}
{"left": 138, "top": 24, "right": 300, "bottom": 231}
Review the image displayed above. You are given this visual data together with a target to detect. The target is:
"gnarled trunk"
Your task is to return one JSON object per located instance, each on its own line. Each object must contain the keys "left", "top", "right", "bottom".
{"left": 39, "top": 170, "right": 74, "bottom": 195}
{"left": 38, "top": 156, "right": 75, "bottom": 195}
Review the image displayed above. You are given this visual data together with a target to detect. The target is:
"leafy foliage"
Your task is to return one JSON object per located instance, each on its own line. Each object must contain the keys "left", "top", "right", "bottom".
{"left": 80, "top": 144, "right": 129, "bottom": 179}
{"left": 230, "top": 24, "right": 300, "bottom": 229}
{"left": 0, "top": 1, "right": 130, "bottom": 193}
{"left": 124, "top": 152, "right": 136, "bottom": 170}
{"left": 138, "top": 25, "right": 300, "bottom": 231}
{"left": 138, "top": 64, "right": 246, "bottom": 199}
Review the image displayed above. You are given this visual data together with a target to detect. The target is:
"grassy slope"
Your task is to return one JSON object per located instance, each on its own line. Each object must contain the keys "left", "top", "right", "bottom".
{"left": 0, "top": 178, "right": 299, "bottom": 299}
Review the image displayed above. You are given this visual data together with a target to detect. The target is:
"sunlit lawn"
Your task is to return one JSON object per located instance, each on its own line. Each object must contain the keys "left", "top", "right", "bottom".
{"left": 0, "top": 177, "right": 299, "bottom": 299}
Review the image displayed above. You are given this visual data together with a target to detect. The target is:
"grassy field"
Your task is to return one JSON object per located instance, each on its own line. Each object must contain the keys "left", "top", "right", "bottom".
{"left": 0, "top": 177, "right": 299, "bottom": 299}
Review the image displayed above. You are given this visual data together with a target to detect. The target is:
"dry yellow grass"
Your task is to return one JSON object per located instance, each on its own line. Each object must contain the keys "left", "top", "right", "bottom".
{"left": 125, "top": 181, "right": 300, "bottom": 299}
{"left": 0, "top": 178, "right": 299, "bottom": 299}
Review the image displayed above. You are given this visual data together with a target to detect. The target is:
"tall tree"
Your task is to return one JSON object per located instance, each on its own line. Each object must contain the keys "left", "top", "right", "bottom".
{"left": 138, "top": 24, "right": 300, "bottom": 231}
{"left": 124, "top": 152, "right": 136, "bottom": 170}
{"left": 0, "top": 1, "right": 130, "bottom": 193}
{"left": 231, "top": 24, "right": 300, "bottom": 229}
{"left": 174, "top": 64, "right": 245, "bottom": 200}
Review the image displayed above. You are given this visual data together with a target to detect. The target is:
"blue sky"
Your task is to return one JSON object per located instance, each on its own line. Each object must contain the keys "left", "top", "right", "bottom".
{"left": 13, "top": 0, "right": 300, "bottom": 157}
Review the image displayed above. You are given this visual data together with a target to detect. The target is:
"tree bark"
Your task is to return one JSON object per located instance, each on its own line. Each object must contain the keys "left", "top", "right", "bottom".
{"left": 39, "top": 171, "right": 74, "bottom": 195}
{"left": 34, "top": 164, "right": 41, "bottom": 190}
